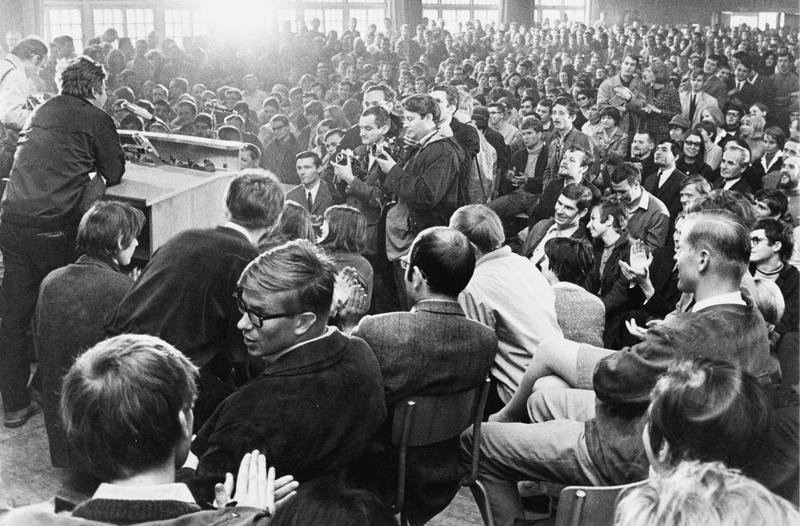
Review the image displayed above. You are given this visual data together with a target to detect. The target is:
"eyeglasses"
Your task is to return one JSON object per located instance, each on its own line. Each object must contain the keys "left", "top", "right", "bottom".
{"left": 233, "top": 291, "right": 301, "bottom": 328}
{"left": 684, "top": 140, "right": 701, "bottom": 147}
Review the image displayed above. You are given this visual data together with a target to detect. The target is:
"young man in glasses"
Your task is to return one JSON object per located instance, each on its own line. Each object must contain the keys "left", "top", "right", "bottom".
{"left": 189, "top": 239, "right": 386, "bottom": 505}
{"left": 106, "top": 170, "right": 284, "bottom": 429}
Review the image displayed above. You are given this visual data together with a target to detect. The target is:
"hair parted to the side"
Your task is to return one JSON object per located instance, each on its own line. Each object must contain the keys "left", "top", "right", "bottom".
{"left": 238, "top": 239, "right": 336, "bottom": 318}
{"left": 449, "top": 204, "right": 504, "bottom": 254}
{"left": 682, "top": 209, "right": 751, "bottom": 281}
{"left": 76, "top": 200, "right": 145, "bottom": 260}
{"left": 401, "top": 94, "right": 441, "bottom": 123}
{"left": 407, "top": 226, "right": 475, "bottom": 297}
{"left": 60, "top": 56, "right": 107, "bottom": 99}
{"left": 225, "top": 169, "right": 285, "bottom": 230}
{"left": 60, "top": 334, "right": 198, "bottom": 482}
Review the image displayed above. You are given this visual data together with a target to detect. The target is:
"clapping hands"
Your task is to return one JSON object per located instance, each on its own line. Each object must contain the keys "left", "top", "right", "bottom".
{"left": 214, "top": 450, "right": 299, "bottom": 514}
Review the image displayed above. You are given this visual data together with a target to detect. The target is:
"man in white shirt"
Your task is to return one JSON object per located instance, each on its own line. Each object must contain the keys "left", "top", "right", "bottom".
{"left": 286, "top": 151, "right": 336, "bottom": 220}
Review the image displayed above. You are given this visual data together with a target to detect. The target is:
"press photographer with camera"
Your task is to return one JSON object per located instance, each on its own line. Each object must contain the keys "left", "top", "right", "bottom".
{"left": 372, "top": 93, "right": 465, "bottom": 310}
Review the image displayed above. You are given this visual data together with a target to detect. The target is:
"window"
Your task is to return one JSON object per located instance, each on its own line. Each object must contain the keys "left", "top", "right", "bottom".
{"left": 724, "top": 11, "right": 781, "bottom": 30}
{"left": 422, "top": 0, "right": 499, "bottom": 27}
{"left": 349, "top": 8, "right": 384, "bottom": 33}
{"left": 536, "top": 0, "right": 589, "bottom": 24}
{"left": 164, "top": 9, "right": 206, "bottom": 40}
{"left": 46, "top": 8, "right": 83, "bottom": 51}
{"left": 125, "top": 8, "right": 154, "bottom": 41}
{"left": 93, "top": 8, "right": 124, "bottom": 40}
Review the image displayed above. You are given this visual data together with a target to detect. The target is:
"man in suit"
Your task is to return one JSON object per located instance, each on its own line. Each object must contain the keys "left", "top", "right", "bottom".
{"left": 286, "top": 151, "right": 337, "bottom": 221}
{"left": 351, "top": 226, "right": 497, "bottom": 525}
{"left": 643, "top": 140, "right": 688, "bottom": 220}
{"left": 712, "top": 145, "right": 754, "bottom": 195}
{"left": 192, "top": 240, "right": 386, "bottom": 504}
{"left": 680, "top": 70, "right": 720, "bottom": 128}
{"left": 732, "top": 61, "right": 758, "bottom": 110}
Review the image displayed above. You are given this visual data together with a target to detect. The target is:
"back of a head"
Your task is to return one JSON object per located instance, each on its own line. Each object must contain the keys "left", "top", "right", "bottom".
{"left": 751, "top": 278, "right": 785, "bottom": 327}
{"left": 77, "top": 200, "right": 146, "bottom": 260}
{"left": 682, "top": 209, "right": 750, "bottom": 282}
{"left": 544, "top": 237, "right": 594, "bottom": 285}
{"left": 409, "top": 226, "right": 475, "bottom": 297}
{"left": 60, "top": 334, "right": 199, "bottom": 482}
{"left": 60, "top": 56, "right": 107, "bottom": 99}
{"left": 646, "top": 358, "right": 772, "bottom": 478}
{"left": 614, "top": 461, "right": 799, "bottom": 526}
{"left": 261, "top": 200, "right": 316, "bottom": 251}
{"left": 449, "top": 204, "right": 504, "bottom": 255}
{"left": 239, "top": 239, "right": 335, "bottom": 319}
{"left": 320, "top": 204, "right": 366, "bottom": 253}
{"left": 11, "top": 38, "right": 48, "bottom": 62}
{"left": 687, "top": 190, "right": 756, "bottom": 229}
{"left": 271, "top": 480, "right": 397, "bottom": 526}
{"left": 226, "top": 169, "right": 285, "bottom": 230}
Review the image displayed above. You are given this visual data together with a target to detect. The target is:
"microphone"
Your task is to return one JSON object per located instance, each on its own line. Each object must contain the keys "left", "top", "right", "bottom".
{"left": 204, "top": 101, "right": 234, "bottom": 113}
{"left": 120, "top": 101, "right": 156, "bottom": 122}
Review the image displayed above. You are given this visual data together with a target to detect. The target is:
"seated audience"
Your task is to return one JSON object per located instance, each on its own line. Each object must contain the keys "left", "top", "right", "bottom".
{"left": 679, "top": 175, "right": 712, "bottom": 213}
{"left": 609, "top": 161, "right": 670, "bottom": 251}
{"left": 191, "top": 240, "right": 386, "bottom": 504}
{"left": 351, "top": 226, "right": 496, "bottom": 524}
{"left": 643, "top": 139, "right": 688, "bottom": 222}
{"left": 36, "top": 201, "right": 144, "bottom": 467}
{"left": 519, "top": 183, "right": 593, "bottom": 261}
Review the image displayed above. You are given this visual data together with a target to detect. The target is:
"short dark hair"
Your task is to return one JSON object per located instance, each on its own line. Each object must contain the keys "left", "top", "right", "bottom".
{"left": 763, "top": 126, "right": 786, "bottom": 149}
{"left": 226, "top": 170, "right": 285, "bottom": 229}
{"left": 430, "top": 84, "right": 459, "bottom": 108}
{"left": 320, "top": 205, "right": 366, "bottom": 253}
{"left": 365, "top": 83, "right": 396, "bottom": 102}
{"left": 61, "top": 334, "right": 199, "bottom": 481}
{"left": 598, "top": 106, "right": 621, "bottom": 126}
{"left": 304, "top": 100, "right": 324, "bottom": 118}
{"left": 11, "top": 38, "right": 48, "bottom": 62}
{"left": 519, "top": 115, "right": 543, "bottom": 132}
{"left": 593, "top": 197, "right": 628, "bottom": 230}
{"left": 754, "top": 217, "right": 794, "bottom": 262}
{"left": 647, "top": 358, "right": 772, "bottom": 478}
{"left": 754, "top": 188, "right": 789, "bottom": 219}
{"left": 217, "top": 125, "right": 242, "bottom": 141}
{"left": 553, "top": 96, "right": 576, "bottom": 116}
{"left": 610, "top": 162, "right": 642, "bottom": 185}
{"left": 361, "top": 105, "right": 392, "bottom": 128}
{"left": 270, "top": 480, "right": 396, "bottom": 526}
{"left": 401, "top": 94, "right": 440, "bottom": 122}
{"left": 661, "top": 139, "right": 681, "bottom": 157}
{"left": 544, "top": 237, "right": 594, "bottom": 285}
{"left": 76, "top": 200, "right": 146, "bottom": 260}
{"left": 407, "top": 226, "right": 475, "bottom": 297}
{"left": 296, "top": 150, "right": 322, "bottom": 167}
{"left": 561, "top": 183, "right": 594, "bottom": 212}
{"left": 242, "top": 143, "right": 262, "bottom": 161}
{"left": 239, "top": 239, "right": 336, "bottom": 318}
{"left": 60, "top": 56, "right": 107, "bottom": 99}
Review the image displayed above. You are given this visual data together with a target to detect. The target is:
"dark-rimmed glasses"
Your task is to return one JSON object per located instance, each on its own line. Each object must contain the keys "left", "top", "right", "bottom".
{"left": 233, "top": 291, "right": 301, "bottom": 328}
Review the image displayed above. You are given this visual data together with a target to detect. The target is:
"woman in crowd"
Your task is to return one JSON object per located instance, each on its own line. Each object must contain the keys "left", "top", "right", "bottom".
{"left": 318, "top": 204, "right": 374, "bottom": 306}
{"left": 636, "top": 63, "right": 681, "bottom": 143}
{"left": 676, "top": 130, "right": 713, "bottom": 180}
{"left": 591, "top": 106, "right": 629, "bottom": 176}
{"left": 258, "top": 200, "right": 316, "bottom": 252}
{"left": 35, "top": 200, "right": 144, "bottom": 465}
{"left": 760, "top": 126, "right": 785, "bottom": 175}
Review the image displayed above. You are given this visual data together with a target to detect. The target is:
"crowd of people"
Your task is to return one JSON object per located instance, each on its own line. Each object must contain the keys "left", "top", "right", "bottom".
{"left": 0, "top": 11, "right": 799, "bottom": 526}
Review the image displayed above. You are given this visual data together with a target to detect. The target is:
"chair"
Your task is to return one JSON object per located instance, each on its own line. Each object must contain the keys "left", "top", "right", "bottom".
{"left": 391, "top": 376, "right": 494, "bottom": 526}
{"left": 551, "top": 480, "right": 648, "bottom": 526}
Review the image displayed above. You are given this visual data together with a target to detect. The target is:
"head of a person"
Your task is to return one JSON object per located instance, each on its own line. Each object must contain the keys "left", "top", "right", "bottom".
{"left": 679, "top": 175, "right": 712, "bottom": 212}
{"left": 555, "top": 183, "right": 593, "bottom": 229}
{"left": 403, "top": 227, "right": 475, "bottom": 302}
{"left": 319, "top": 205, "right": 366, "bottom": 254}
{"left": 240, "top": 143, "right": 262, "bottom": 169}
{"left": 753, "top": 188, "right": 788, "bottom": 220}
{"left": 541, "top": 237, "right": 594, "bottom": 285}
{"left": 598, "top": 106, "right": 620, "bottom": 130}
{"left": 261, "top": 200, "right": 316, "bottom": 252}
{"left": 519, "top": 116, "right": 544, "bottom": 148}
{"left": 225, "top": 170, "right": 285, "bottom": 231}
{"left": 192, "top": 113, "right": 213, "bottom": 137}
{"left": 429, "top": 84, "right": 458, "bottom": 122}
{"left": 620, "top": 129, "right": 649, "bottom": 159}
{"left": 551, "top": 96, "right": 575, "bottom": 132}
{"left": 761, "top": 126, "right": 785, "bottom": 156}
{"left": 76, "top": 200, "right": 145, "bottom": 266}
{"left": 724, "top": 102, "right": 744, "bottom": 128}
{"left": 588, "top": 197, "right": 627, "bottom": 239}
{"left": 401, "top": 94, "right": 440, "bottom": 141}
{"left": 644, "top": 358, "right": 772, "bottom": 477}
{"left": 676, "top": 210, "right": 750, "bottom": 292}
{"left": 535, "top": 99, "right": 553, "bottom": 122}
{"left": 295, "top": 151, "right": 322, "bottom": 187}
{"left": 609, "top": 162, "right": 643, "bottom": 205}
{"left": 750, "top": 217, "right": 794, "bottom": 265}
{"left": 654, "top": 140, "right": 680, "bottom": 168}
{"left": 449, "top": 204, "right": 504, "bottom": 256}
{"left": 270, "top": 114, "right": 291, "bottom": 142}
{"left": 236, "top": 240, "right": 336, "bottom": 361}
{"left": 719, "top": 145, "right": 749, "bottom": 180}
{"left": 558, "top": 146, "right": 592, "bottom": 183}
{"left": 668, "top": 115, "right": 690, "bottom": 143}
{"left": 60, "top": 56, "right": 108, "bottom": 108}
{"left": 363, "top": 84, "right": 396, "bottom": 112}
{"left": 751, "top": 278, "right": 785, "bottom": 332}
{"left": 270, "top": 480, "right": 397, "bottom": 526}
{"left": 614, "top": 461, "right": 799, "bottom": 526}
{"left": 11, "top": 38, "right": 48, "bottom": 77}
{"left": 778, "top": 155, "right": 800, "bottom": 191}
{"left": 689, "top": 69, "right": 706, "bottom": 92}
{"left": 359, "top": 106, "right": 392, "bottom": 146}
{"left": 61, "top": 334, "right": 199, "bottom": 482}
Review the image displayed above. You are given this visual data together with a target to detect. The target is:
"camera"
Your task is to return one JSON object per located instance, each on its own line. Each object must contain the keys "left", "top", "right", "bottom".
{"left": 334, "top": 149, "right": 353, "bottom": 166}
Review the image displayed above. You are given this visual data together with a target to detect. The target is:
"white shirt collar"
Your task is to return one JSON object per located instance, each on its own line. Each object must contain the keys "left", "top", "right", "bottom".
{"left": 630, "top": 189, "right": 651, "bottom": 212}
{"left": 691, "top": 291, "right": 745, "bottom": 313}
{"left": 268, "top": 326, "right": 336, "bottom": 364}
{"left": 303, "top": 178, "right": 322, "bottom": 201}
{"left": 657, "top": 166, "right": 674, "bottom": 187}
{"left": 222, "top": 222, "right": 255, "bottom": 245}
{"left": 722, "top": 177, "right": 742, "bottom": 190}
{"left": 92, "top": 483, "right": 196, "bottom": 504}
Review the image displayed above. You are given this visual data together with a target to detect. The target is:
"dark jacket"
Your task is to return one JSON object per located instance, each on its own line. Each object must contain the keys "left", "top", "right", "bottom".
{"left": 263, "top": 134, "right": 300, "bottom": 185}
{"left": 506, "top": 144, "right": 549, "bottom": 195}
{"left": 1, "top": 94, "right": 125, "bottom": 228}
{"left": 352, "top": 301, "right": 497, "bottom": 525}
{"left": 529, "top": 177, "right": 601, "bottom": 226}
{"left": 711, "top": 175, "right": 753, "bottom": 195}
{"left": 519, "top": 218, "right": 591, "bottom": 259}
{"left": 585, "top": 233, "right": 632, "bottom": 318}
{"left": 191, "top": 330, "right": 386, "bottom": 504}
{"left": 286, "top": 180, "right": 337, "bottom": 216}
{"left": 586, "top": 294, "right": 774, "bottom": 485}
{"left": 35, "top": 255, "right": 133, "bottom": 468}
{"left": 643, "top": 168, "right": 687, "bottom": 221}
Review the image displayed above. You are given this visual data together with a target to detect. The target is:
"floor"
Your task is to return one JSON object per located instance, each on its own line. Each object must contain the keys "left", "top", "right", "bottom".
{"left": 0, "top": 408, "right": 488, "bottom": 524}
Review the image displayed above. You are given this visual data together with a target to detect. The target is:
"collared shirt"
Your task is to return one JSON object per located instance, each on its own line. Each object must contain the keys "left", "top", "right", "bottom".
{"left": 657, "top": 166, "right": 675, "bottom": 188}
{"left": 722, "top": 177, "right": 742, "bottom": 190}
{"left": 221, "top": 221, "right": 255, "bottom": 245}
{"left": 92, "top": 482, "right": 197, "bottom": 504}
{"left": 530, "top": 223, "right": 578, "bottom": 265}
{"left": 628, "top": 188, "right": 651, "bottom": 214}
{"left": 691, "top": 291, "right": 745, "bottom": 313}
{"left": 302, "top": 178, "right": 322, "bottom": 204}
{"left": 268, "top": 325, "right": 337, "bottom": 365}
{"left": 411, "top": 298, "right": 461, "bottom": 312}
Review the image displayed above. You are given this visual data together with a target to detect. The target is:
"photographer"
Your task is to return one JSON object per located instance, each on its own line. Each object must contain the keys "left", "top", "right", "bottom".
{"left": 373, "top": 94, "right": 465, "bottom": 310}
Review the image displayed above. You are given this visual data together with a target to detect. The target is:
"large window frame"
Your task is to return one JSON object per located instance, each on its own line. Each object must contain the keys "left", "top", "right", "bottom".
{"left": 534, "top": 0, "right": 589, "bottom": 25}
{"left": 422, "top": 0, "right": 499, "bottom": 28}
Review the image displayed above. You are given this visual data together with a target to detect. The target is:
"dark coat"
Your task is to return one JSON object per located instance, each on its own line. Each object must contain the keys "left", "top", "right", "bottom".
{"left": 643, "top": 168, "right": 688, "bottom": 220}
{"left": 519, "top": 217, "right": 591, "bottom": 259}
{"left": 711, "top": 175, "right": 754, "bottom": 195}
{"left": 263, "top": 134, "right": 300, "bottom": 185}
{"left": 286, "top": 180, "right": 337, "bottom": 217}
{"left": 507, "top": 144, "right": 549, "bottom": 195}
{"left": 191, "top": 330, "right": 386, "bottom": 504}
{"left": 529, "top": 177, "right": 602, "bottom": 226}
{"left": 35, "top": 255, "right": 133, "bottom": 468}
{"left": 351, "top": 301, "right": 497, "bottom": 525}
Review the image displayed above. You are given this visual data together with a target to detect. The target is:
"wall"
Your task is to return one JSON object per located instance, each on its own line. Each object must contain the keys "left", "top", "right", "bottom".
{"left": 594, "top": 0, "right": 798, "bottom": 26}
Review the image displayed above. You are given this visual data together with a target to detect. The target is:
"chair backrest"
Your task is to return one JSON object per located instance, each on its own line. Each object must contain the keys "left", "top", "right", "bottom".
{"left": 554, "top": 480, "right": 648, "bottom": 526}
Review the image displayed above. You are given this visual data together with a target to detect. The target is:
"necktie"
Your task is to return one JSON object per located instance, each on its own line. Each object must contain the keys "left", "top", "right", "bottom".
{"left": 737, "top": 81, "right": 743, "bottom": 92}
{"left": 552, "top": 134, "right": 563, "bottom": 167}
{"left": 307, "top": 191, "right": 313, "bottom": 212}
{"left": 689, "top": 95, "right": 696, "bottom": 121}
{"left": 657, "top": 170, "right": 664, "bottom": 188}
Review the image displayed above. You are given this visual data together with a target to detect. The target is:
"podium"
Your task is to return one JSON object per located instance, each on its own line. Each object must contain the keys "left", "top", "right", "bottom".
{"left": 106, "top": 132, "right": 243, "bottom": 258}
